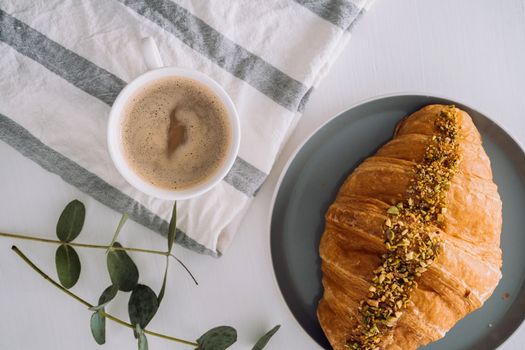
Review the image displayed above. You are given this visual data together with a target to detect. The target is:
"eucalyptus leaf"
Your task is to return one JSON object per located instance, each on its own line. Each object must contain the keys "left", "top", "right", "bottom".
{"left": 196, "top": 326, "right": 237, "bottom": 350}
{"left": 157, "top": 257, "right": 169, "bottom": 305}
{"left": 55, "top": 244, "right": 81, "bottom": 289}
{"left": 136, "top": 324, "right": 148, "bottom": 350}
{"left": 252, "top": 325, "right": 280, "bottom": 350}
{"left": 90, "top": 311, "right": 106, "bottom": 345}
{"left": 89, "top": 285, "right": 118, "bottom": 311}
{"left": 107, "top": 242, "right": 139, "bottom": 292}
{"left": 167, "top": 202, "right": 177, "bottom": 254}
{"left": 56, "top": 199, "right": 85, "bottom": 242}
{"left": 106, "top": 213, "right": 128, "bottom": 254}
{"left": 128, "top": 284, "right": 159, "bottom": 330}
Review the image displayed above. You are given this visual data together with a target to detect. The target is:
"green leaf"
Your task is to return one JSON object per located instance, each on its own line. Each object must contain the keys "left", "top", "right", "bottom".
{"left": 157, "top": 257, "right": 169, "bottom": 305}
{"left": 158, "top": 201, "right": 176, "bottom": 306}
{"left": 89, "top": 285, "right": 118, "bottom": 311}
{"left": 107, "top": 242, "right": 139, "bottom": 292}
{"left": 56, "top": 200, "right": 85, "bottom": 242}
{"left": 252, "top": 325, "right": 281, "bottom": 350}
{"left": 98, "top": 284, "right": 119, "bottom": 305}
{"left": 136, "top": 324, "right": 148, "bottom": 350}
{"left": 167, "top": 202, "right": 177, "bottom": 254}
{"left": 55, "top": 244, "right": 81, "bottom": 289}
{"left": 90, "top": 311, "right": 106, "bottom": 345}
{"left": 128, "top": 284, "right": 159, "bottom": 330}
{"left": 196, "top": 326, "right": 237, "bottom": 350}
{"left": 106, "top": 214, "right": 128, "bottom": 254}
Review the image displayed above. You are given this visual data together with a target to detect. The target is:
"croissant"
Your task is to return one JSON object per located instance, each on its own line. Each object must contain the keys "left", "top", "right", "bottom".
{"left": 317, "top": 105, "right": 502, "bottom": 350}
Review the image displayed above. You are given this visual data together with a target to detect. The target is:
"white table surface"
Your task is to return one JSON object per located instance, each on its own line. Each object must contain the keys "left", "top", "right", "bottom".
{"left": 1, "top": 0, "right": 524, "bottom": 349}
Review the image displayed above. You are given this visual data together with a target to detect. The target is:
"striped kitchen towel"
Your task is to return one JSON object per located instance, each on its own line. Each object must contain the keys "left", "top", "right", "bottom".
{"left": 0, "top": 0, "right": 373, "bottom": 256}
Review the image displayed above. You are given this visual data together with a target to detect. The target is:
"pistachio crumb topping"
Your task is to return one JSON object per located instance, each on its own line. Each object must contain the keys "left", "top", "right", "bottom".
{"left": 347, "top": 106, "right": 461, "bottom": 349}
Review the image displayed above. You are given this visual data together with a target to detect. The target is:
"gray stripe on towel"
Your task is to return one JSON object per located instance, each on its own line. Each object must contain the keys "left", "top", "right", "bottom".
{"left": 298, "top": 87, "right": 314, "bottom": 113}
{"left": 0, "top": 113, "right": 219, "bottom": 257}
{"left": 0, "top": 9, "right": 266, "bottom": 197}
{"left": 294, "top": 0, "right": 360, "bottom": 30}
{"left": 0, "top": 10, "right": 126, "bottom": 106}
{"left": 225, "top": 157, "right": 267, "bottom": 197}
{"left": 348, "top": 4, "right": 367, "bottom": 32}
{"left": 119, "top": 0, "right": 309, "bottom": 112}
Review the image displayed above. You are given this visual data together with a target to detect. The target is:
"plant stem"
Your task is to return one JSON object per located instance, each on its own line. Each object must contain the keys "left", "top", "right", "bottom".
{"left": 11, "top": 246, "right": 198, "bottom": 347}
{"left": 1, "top": 231, "right": 167, "bottom": 256}
{"left": 170, "top": 254, "right": 199, "bottom": 286}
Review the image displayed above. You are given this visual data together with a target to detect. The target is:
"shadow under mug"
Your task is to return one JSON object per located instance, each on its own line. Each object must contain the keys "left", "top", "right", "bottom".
{"left": 107, "top": 38, "right": 241, "bottom": 200}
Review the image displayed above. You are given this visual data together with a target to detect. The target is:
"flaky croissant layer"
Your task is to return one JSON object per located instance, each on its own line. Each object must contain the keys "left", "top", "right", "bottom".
{"left": 317, "top": 105, "right": 502, "bottom": 350}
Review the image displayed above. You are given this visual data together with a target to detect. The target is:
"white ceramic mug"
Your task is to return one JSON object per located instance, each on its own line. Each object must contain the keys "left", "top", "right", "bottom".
{"left": 107, "top": 38, "right": 240, "bottom": 200}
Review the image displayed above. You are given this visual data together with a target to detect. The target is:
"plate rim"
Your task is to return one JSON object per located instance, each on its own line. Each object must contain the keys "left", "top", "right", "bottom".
{"left": 267, "top": 92, "right": 525, "bottom": 349}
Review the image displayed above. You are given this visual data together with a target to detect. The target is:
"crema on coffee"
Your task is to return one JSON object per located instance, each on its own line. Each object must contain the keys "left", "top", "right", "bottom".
{"left": 121, "top": 77, "right": 231, "bottom": 190}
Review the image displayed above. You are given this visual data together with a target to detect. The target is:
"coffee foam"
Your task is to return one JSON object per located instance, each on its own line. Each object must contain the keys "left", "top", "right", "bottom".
{"left": 121, "top": 77, "right": 231, "bottom": 190}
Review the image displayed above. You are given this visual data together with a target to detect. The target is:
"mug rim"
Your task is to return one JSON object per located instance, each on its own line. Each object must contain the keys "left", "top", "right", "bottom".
{"left": 107, "top": 67, "right": 241, "bottom": 200}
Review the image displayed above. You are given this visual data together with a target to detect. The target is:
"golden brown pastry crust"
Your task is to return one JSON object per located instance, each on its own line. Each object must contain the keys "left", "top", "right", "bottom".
{"left": 317, "top": 105, "right": 502, "bottom": 350}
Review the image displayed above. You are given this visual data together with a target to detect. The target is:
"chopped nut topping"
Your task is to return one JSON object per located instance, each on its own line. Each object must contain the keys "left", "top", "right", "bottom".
{"left": 347, "top": 106, "right": 461, "bottom": 349}
{"left": 387, "top": 206, "right": 400, "bottom": 215}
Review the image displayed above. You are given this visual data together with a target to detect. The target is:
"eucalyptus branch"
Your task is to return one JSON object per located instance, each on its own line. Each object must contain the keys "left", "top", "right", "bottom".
{"left": 11, "top": 245, "right": 198, "bottom": 347}
{"left": 0, "top": 231, "right": 168, "bottom": 256}
{"left": 6, "top": 200, "right": 280, "bottom": 350}
{"left": 1, "top": 231, "right": 198, "bottom": 284}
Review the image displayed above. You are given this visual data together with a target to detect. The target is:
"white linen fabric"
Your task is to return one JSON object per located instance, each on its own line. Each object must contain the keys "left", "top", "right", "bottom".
{"left": 0, "top": 0, "right": 373, "bottom": 256}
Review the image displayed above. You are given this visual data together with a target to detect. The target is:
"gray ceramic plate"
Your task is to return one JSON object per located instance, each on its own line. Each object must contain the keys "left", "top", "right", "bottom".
{"left": 270, "top": 94, "right": 525, "bottom": 350}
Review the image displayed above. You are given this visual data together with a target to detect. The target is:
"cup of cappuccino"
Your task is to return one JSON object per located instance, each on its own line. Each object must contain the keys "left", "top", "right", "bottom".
{"left": 108, "top": 38, "right": 240, "bottom": 200}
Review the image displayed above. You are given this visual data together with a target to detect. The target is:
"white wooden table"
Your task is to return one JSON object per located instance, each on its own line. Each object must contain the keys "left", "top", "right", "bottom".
{"left": 1, "top": 0, "right": 523, "bottom": 349}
